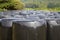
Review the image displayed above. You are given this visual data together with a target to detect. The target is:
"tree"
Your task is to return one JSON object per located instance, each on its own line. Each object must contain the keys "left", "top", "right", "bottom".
{"left": 47, "top": 3, "right": 55, "bottom": 8}
{"left": 8, "top": 0, "right": 25, "bottom": 10}
{"left": 0, "top": 0, "right": 24, "bottom": 11}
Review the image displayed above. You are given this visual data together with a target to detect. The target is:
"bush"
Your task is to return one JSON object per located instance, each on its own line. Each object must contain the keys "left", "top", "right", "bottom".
{"left": 8, "top": 2, "right": 24, "bottom": 10}
{"left": 0, "top": 0, "right": 24, "bottom": 11}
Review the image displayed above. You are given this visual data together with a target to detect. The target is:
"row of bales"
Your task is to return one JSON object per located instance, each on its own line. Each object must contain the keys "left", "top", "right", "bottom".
{"left": 0, "top": 10, "right": 60, "bottom": 40}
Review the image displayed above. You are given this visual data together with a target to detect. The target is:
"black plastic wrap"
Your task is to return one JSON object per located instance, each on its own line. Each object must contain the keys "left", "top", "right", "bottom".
{"left": 12, "top": 20, "right": 47, "bottom": 40}
{"left": 47, "top": 19, "right": 60, "bottom": 40}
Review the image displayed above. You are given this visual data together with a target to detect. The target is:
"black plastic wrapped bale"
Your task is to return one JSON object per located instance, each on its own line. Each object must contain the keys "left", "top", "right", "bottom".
{"left": 0, "top": 19, "right": 2, "bottom": 40}
{"left": 0, "top": 18, "right": 14, "bottom": 40}
{"left": 45, "top": 18, "right": 56, "bottom": 40}
{"left": 47, "top": 19, "right": 60, "bottom": 40}
{"left": 12, "top": 20, "right": 47, "bottom": 40}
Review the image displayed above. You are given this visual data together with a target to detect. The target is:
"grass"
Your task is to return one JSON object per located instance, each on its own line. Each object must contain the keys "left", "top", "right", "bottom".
{"left": 0, "top": 7, "right": 60, "bottom": 12}
{"left": 24, "top": 8, "right": 60, "bottom": 12}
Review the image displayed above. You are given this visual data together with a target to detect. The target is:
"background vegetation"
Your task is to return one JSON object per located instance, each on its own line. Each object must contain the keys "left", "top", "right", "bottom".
{"left": 21, "top": 0, "right": 60, "bottom": 12}
{"left": 0, "top": 0, "right": 60, "bottom": 11}
{"left": 0, "top": 0, "right": 24, "bottom": 11}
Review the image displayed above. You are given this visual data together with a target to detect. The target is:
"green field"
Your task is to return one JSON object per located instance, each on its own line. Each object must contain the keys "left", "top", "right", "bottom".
{"left": 24, "top": 8, "right": 60, "bottom": 12}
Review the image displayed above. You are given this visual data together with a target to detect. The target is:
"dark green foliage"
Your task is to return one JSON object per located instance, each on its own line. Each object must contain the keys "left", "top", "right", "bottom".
{"left": 25, "top": 3, "right": 39, "bottom": 8}
{"left": 47, "top": 3, "right": 55, "bottom": 8}
{"left": 0, "top": 0, "right": 24, "bottom": 11}
{"left": 47, "top": 2, "right": 60, "bottom": 8}
{"left": 21, "top": 0, "right": 60, "bottom": 9}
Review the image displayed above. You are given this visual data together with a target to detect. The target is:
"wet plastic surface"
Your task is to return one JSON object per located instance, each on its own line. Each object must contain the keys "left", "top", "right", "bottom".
{"left": 0, "top": 27, "right": 12, "bottom": 40}
{"left": 0, "top": 10, "right": 60, "bottom": 40}
{"left": 47, "top": 19, "right": 60, "bottom": 40}
{"left": 12, "top": 20, "right": 47, "bottom": 40}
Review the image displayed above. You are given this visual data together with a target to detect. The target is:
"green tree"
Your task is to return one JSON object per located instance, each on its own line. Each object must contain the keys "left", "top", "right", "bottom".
{"left": 0, "top": 0, "right": 24, "bottom": 11}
